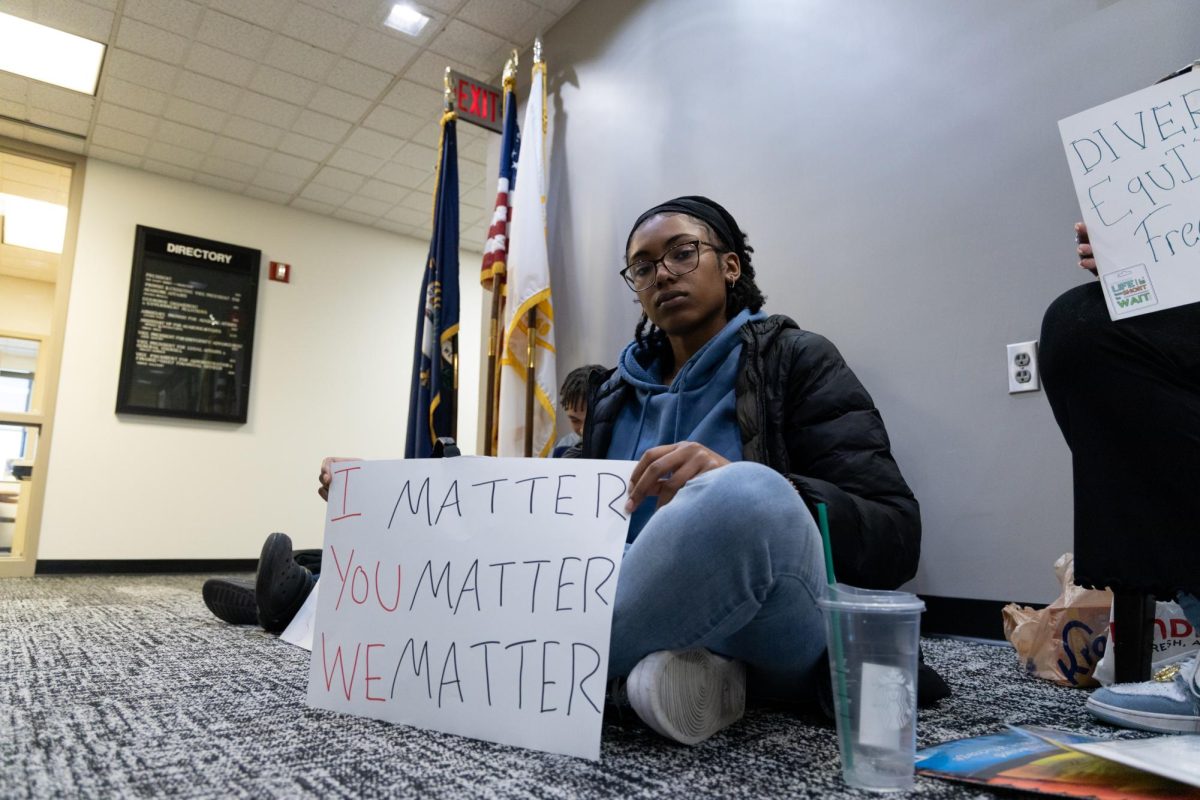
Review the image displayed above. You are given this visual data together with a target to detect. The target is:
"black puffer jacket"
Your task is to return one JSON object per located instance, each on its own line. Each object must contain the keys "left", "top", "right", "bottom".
{"left": 581, "top": 314, "right": 920, "bottom": 590}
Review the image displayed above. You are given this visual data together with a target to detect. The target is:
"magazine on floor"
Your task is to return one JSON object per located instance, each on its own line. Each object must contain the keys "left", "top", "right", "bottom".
{"left": 915, "top": 726, "right": 1200, "bottom": 799}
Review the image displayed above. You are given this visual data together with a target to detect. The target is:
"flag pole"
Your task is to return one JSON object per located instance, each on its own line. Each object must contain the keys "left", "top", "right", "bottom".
{"left": 444, "top": 67, "right": 460, "bottom": 441}
{"left": 484, "top": 51, "right": 518, "bottom": 456}
{"left": 522, "top": 38, "right": 544, "bottom": 458}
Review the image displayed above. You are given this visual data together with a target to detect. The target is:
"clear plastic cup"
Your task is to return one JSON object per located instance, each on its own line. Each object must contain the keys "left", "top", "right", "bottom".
{"left": 817, "top": 583, "right": 925, "bottom": 792}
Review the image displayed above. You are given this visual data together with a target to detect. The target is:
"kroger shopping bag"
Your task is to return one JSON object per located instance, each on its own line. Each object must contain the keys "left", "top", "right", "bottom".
{"left": 1002, "top": 553, "right": 1112, "bottom": 688}
{"left": 1093, "top": 600, "right": 1200, "bottom": 686}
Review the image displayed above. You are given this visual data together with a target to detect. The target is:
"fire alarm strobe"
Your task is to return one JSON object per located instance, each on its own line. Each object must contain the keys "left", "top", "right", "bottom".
{"left": 269, "top": 261, "right": 291, "bottom": 283}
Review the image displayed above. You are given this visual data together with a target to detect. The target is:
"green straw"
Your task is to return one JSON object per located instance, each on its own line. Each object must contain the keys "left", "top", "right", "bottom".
{"left": 817, "top": 502, "right": 855, "bottom": 773}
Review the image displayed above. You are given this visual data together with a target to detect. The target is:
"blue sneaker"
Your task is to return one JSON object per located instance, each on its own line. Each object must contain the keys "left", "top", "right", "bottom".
{"left": 1086, "top": 653, "right": 1200, "bottom": 733}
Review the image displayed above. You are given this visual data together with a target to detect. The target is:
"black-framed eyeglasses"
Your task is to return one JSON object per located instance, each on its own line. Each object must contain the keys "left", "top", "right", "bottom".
{"left": 620, "top": 240, "right": 718, "bottom": 293}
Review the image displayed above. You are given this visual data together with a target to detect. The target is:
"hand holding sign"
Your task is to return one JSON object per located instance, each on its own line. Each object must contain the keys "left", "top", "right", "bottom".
{"left": 1059, "top": 71, "right": 1200, "bottom": 319}
{"left": 307, "top": 457, "right": 633, "bottom": 761}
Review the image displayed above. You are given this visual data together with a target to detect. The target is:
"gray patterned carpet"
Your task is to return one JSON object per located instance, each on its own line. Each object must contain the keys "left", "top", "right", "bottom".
{"left": 0, "top": 574, "right": 1146, "bottom": 798}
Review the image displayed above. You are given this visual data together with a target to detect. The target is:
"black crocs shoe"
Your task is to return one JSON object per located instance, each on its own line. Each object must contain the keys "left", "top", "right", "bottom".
{"left": 202, "top": 577, "right": 257, "bottom": 625}
{"left": 255, "top": 532, "right": 316, "bottom": 633}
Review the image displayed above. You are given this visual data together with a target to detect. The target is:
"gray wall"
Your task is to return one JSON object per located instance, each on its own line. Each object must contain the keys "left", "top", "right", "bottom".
{"left": 539, "top": 0, "right": 1200, "bottom": 603}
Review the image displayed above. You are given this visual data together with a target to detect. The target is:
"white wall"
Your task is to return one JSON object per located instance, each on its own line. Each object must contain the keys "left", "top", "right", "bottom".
{"left": 39, "top": 160, "right": 481, "bottom": 559}
{"left": 539, "top": 0, "right": 1200, "bottom": 602}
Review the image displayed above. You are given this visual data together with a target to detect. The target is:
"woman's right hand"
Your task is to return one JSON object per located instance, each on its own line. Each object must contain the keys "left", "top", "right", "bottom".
{"left": 318, "top": 457, "right": 361, "bottom": 501}
{"left": 1076, "top": 222, "right": 1097, "bottom": 275}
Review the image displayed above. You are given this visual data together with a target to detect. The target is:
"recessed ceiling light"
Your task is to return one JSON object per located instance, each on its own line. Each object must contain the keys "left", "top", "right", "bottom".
{"left": 0, "top": 11, "right": 105, "bottom": 95}
{"left": 384, "top": 3, "right": 431, "bottom": 37}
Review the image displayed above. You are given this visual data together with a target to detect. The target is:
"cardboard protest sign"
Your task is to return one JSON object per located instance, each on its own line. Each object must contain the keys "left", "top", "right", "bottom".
{"left": 1059, "top": 70, "right": 1200, "bottom": 319}
{"left": 307, "top": 457, "right": 633, "bottom": 761}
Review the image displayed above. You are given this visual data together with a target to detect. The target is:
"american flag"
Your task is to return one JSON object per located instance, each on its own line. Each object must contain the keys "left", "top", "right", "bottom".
{"left": 480, "top": 86, "right": 520, "bottom": 291}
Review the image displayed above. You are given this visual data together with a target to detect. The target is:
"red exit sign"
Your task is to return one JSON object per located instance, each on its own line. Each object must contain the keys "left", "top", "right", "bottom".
{"left": 450, "top": 70, "right": 502, "bottom": 133}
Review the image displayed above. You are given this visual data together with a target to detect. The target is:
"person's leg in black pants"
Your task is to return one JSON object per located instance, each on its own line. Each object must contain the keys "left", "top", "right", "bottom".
{"left": 1040, "top": 283, "right": 1200, "bottom": 678}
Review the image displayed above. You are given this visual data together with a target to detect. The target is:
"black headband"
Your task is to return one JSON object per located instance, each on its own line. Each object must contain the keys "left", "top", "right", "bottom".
{"left": 626, "top": 196, "right": 744, "bottom": 261}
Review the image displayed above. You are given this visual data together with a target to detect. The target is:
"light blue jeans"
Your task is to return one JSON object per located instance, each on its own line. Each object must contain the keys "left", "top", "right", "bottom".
{"left": 607, "top": 461, "right": 829, "bottom": 703}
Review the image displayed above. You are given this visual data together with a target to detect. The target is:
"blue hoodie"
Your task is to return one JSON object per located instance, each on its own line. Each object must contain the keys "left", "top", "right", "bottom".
{"left": 607, "top": 308, "right": 766, "bottom": 541}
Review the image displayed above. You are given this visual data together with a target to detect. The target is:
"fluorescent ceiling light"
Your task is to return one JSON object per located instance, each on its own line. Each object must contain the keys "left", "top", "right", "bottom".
{"left": 384, "top": 3, "right": 430, "bottom": 36}
{"left": 0, "top": 12, "right": 106, "bottom": 95}
{"left": 0, "top": 194, "right": 67, "bottom": 253}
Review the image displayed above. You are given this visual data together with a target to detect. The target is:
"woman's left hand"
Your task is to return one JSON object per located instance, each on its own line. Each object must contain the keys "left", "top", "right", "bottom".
{"left": 624, "top": 441, "right": 730, "bottom": 513}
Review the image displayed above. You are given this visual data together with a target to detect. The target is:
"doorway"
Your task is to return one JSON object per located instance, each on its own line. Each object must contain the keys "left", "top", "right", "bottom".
{"left": 0, "top": 141, "right": 85, "bottom": 576}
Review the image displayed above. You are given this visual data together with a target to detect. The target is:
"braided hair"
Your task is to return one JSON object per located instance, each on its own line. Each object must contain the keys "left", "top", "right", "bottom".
{"left": 627, "top": 197, "right": 766, "bottom": 369}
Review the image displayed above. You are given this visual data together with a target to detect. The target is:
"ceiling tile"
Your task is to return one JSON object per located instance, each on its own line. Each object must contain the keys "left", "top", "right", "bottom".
{"left": 101, "top": 78, "right": 168, "bottom": 115}
{"left": 344, "top": 28, "right": 418, "bottom": 74}
{"left": 393, "top": 142, "right": 438, "bottom": 171}
{"left": 540, "top": 0, "right": 581, "bottom": 14}
{"left": 244, "top": 185, "right": 292, "bottom": 204}
{"left": 91, "top": 126, "right": 151, "bottom": 156}
{"left": 233, "top": 91, "right": 302, "bottom": 128}
{"left": 82, "top": 0, "right": 120, "bottom": 9}
{"left": 312, "top": 165, "right": 364, "bottom": 192}
{"left": 513, "top": 9, "right": 558, "bottom": 45}
{"left": 277, "top": 131, "right": 335, "bottom": 161}
{"left": 96, "top": 104, "right": 158, "bottom": 137}
{"left": 281, "top": 4, "right": 359, "bottom": 54}
{"left": 361, "top": 104, "right": 424, "bottom": 138}
{"left": 299, "top": 182, "right": 351, "bottom": 205}
{"left": 196, "top": 10, "right": 274, "bottom": 59}
{"left": 207, "top": 0, "right": 292, "bottom": 29}
{"left": 359, "top": 178, "right": 406, "bottom": 203}
{"left": 175, "top": 73, "right": 243, "bottom": 110}
{"left": 327, "top": 147, "right": 383, "bottom": 176}
{"left": 291, "top": 109, "right": 352, "bottom": 143}
{"left": 418, "top": 0, "right": 466, "bottom": 13}
{"left": 381, "top": 80, "right": 442, "bottom": 118}
{"left": 0, "top": 99, "right": 27, "bottom": 119}
{"left": 343, "top": 127, "right": 404, "bottom": 159}
{"left": 457, "top": 159, "right": 487, "bottom": 186}
{"left": 408, "top": 120, "right": 441, "bottom": 149}
{"left": 461, "top": 182, "right": 488, "bottom": 208}
{"left": 194, "top": 173, "right": 247, "bottom": 193}
{"left": 458, "top": 0, "right": 538, "bottom": 41}
{"left": 146, "top": 140, "right": 206, "bottom": 169}
{"left": 248, "top": 66, "right": 317, "bottom": 106}
{"left": 406, "top": 50, "right": 473, "bottom": 92}
{"left": 308, "top": 86, "right": 371, "bottom": 122}
{"left": 341, "top": 194, "right": 390, "bottom": 215}
{"left": 210, "top": 136, "right": 271, "bottom": 167}
{"left": 86, "top": 145, "right": 143, "bottom": 167}
{"left": 374, "top": 161, "right": 429, "bottom": 188}
{"left": 460, "top": 136, "right": 489, "bottom": 163}
{"left": 104, "top": 50, "right": 180, "bottom": 93}
{"left": 428, "top": 20, "right": 505, "bottom": 73}
{"left": 200, "top": 154, "right": 258, "bottom": 181}
{"left": 163, "top": 97, "right": 228, "bottom": 133}
{"left": 185, "top": 42, "right": 258, "bottom": 86}
{"left": 156, "top": 120, "right": 215, "bottom": 152}
{"left": 290, "top": 196, "right": 336, "bottom": 215}
{"left": 304, "top": 0, "right": 384, "bottom": 24}
{"left": 254, "top": 170, "right": 306, "bottom": 194}
{"left": 142, "top": 159, "right": 196, "bottom": 181}
{"left": 373, "top": 218, "right": 411, "bottom": 235}
{"left": 115, "top": 17, "right": 189, "bottom": 64}
{"left": 23, "top": 129, "right": 86, "bottom": 154}
{"left": 265, "top": 36, "right": 337, "bottom": 83}
{"left": 123, "top": 0, "right": 203, "bottom": 37}
{"left": 24, "top": 106, "right": 88, "bottom": 136}
{"left": 264, "top": 150, "right": 319, "bottom": 178}
{"left": 0, "top": 0, "right": 33, "bottom": 17}
{"left": 222, "top": 116, "right": 286, "bottom": 149}
{"left": 34, "top": 0, "right": 115, "bottom": 40}
{"left": 28, "top": 84, "right": 95, "bottom": 120}
{"left": 326, "top": 59, "right": 393, "bottom": 101}
{"left": 333, "top": 207, "right": 377, "bottom": 225}
{"left": 399, "top": 189, "right": 431, "bottom": 213}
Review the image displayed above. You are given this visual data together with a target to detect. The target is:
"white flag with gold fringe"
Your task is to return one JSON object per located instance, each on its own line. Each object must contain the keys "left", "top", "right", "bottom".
{"left": 498, "top": 47, "right": 556, "bottom": 457}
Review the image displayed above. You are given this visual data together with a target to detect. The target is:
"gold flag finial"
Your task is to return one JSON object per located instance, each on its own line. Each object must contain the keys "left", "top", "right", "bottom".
{"left": 443, "top": 66, "right": 453, "bottom": 111}
{"left": 533, "top": 36, "right": 543, "bottom": 65}
{"left": 502, "top": 49, "right": 518, "bottom": 93}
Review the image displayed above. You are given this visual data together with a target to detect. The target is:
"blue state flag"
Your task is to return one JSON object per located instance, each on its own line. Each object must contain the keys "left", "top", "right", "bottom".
{"left": 405, "top": 111, "right": 459, "bottom": 458}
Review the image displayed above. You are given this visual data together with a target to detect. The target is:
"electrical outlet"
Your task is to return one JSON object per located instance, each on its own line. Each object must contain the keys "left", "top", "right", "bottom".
{"left": 1007, "top": 341, "right": 1040, "bottom": 393}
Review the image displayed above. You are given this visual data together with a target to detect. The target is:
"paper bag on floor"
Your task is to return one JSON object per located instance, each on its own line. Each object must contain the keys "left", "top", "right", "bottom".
{"left": 1092, "top": 599, "right": 1200, "bottom": 686}
{"left": 1002, "top": 553, "right": 1112, "bottom": 688}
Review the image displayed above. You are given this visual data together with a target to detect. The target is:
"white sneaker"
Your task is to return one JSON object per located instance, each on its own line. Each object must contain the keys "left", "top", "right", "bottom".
{"left": 626, "top": 648, "right": 747, "bottom": 745}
